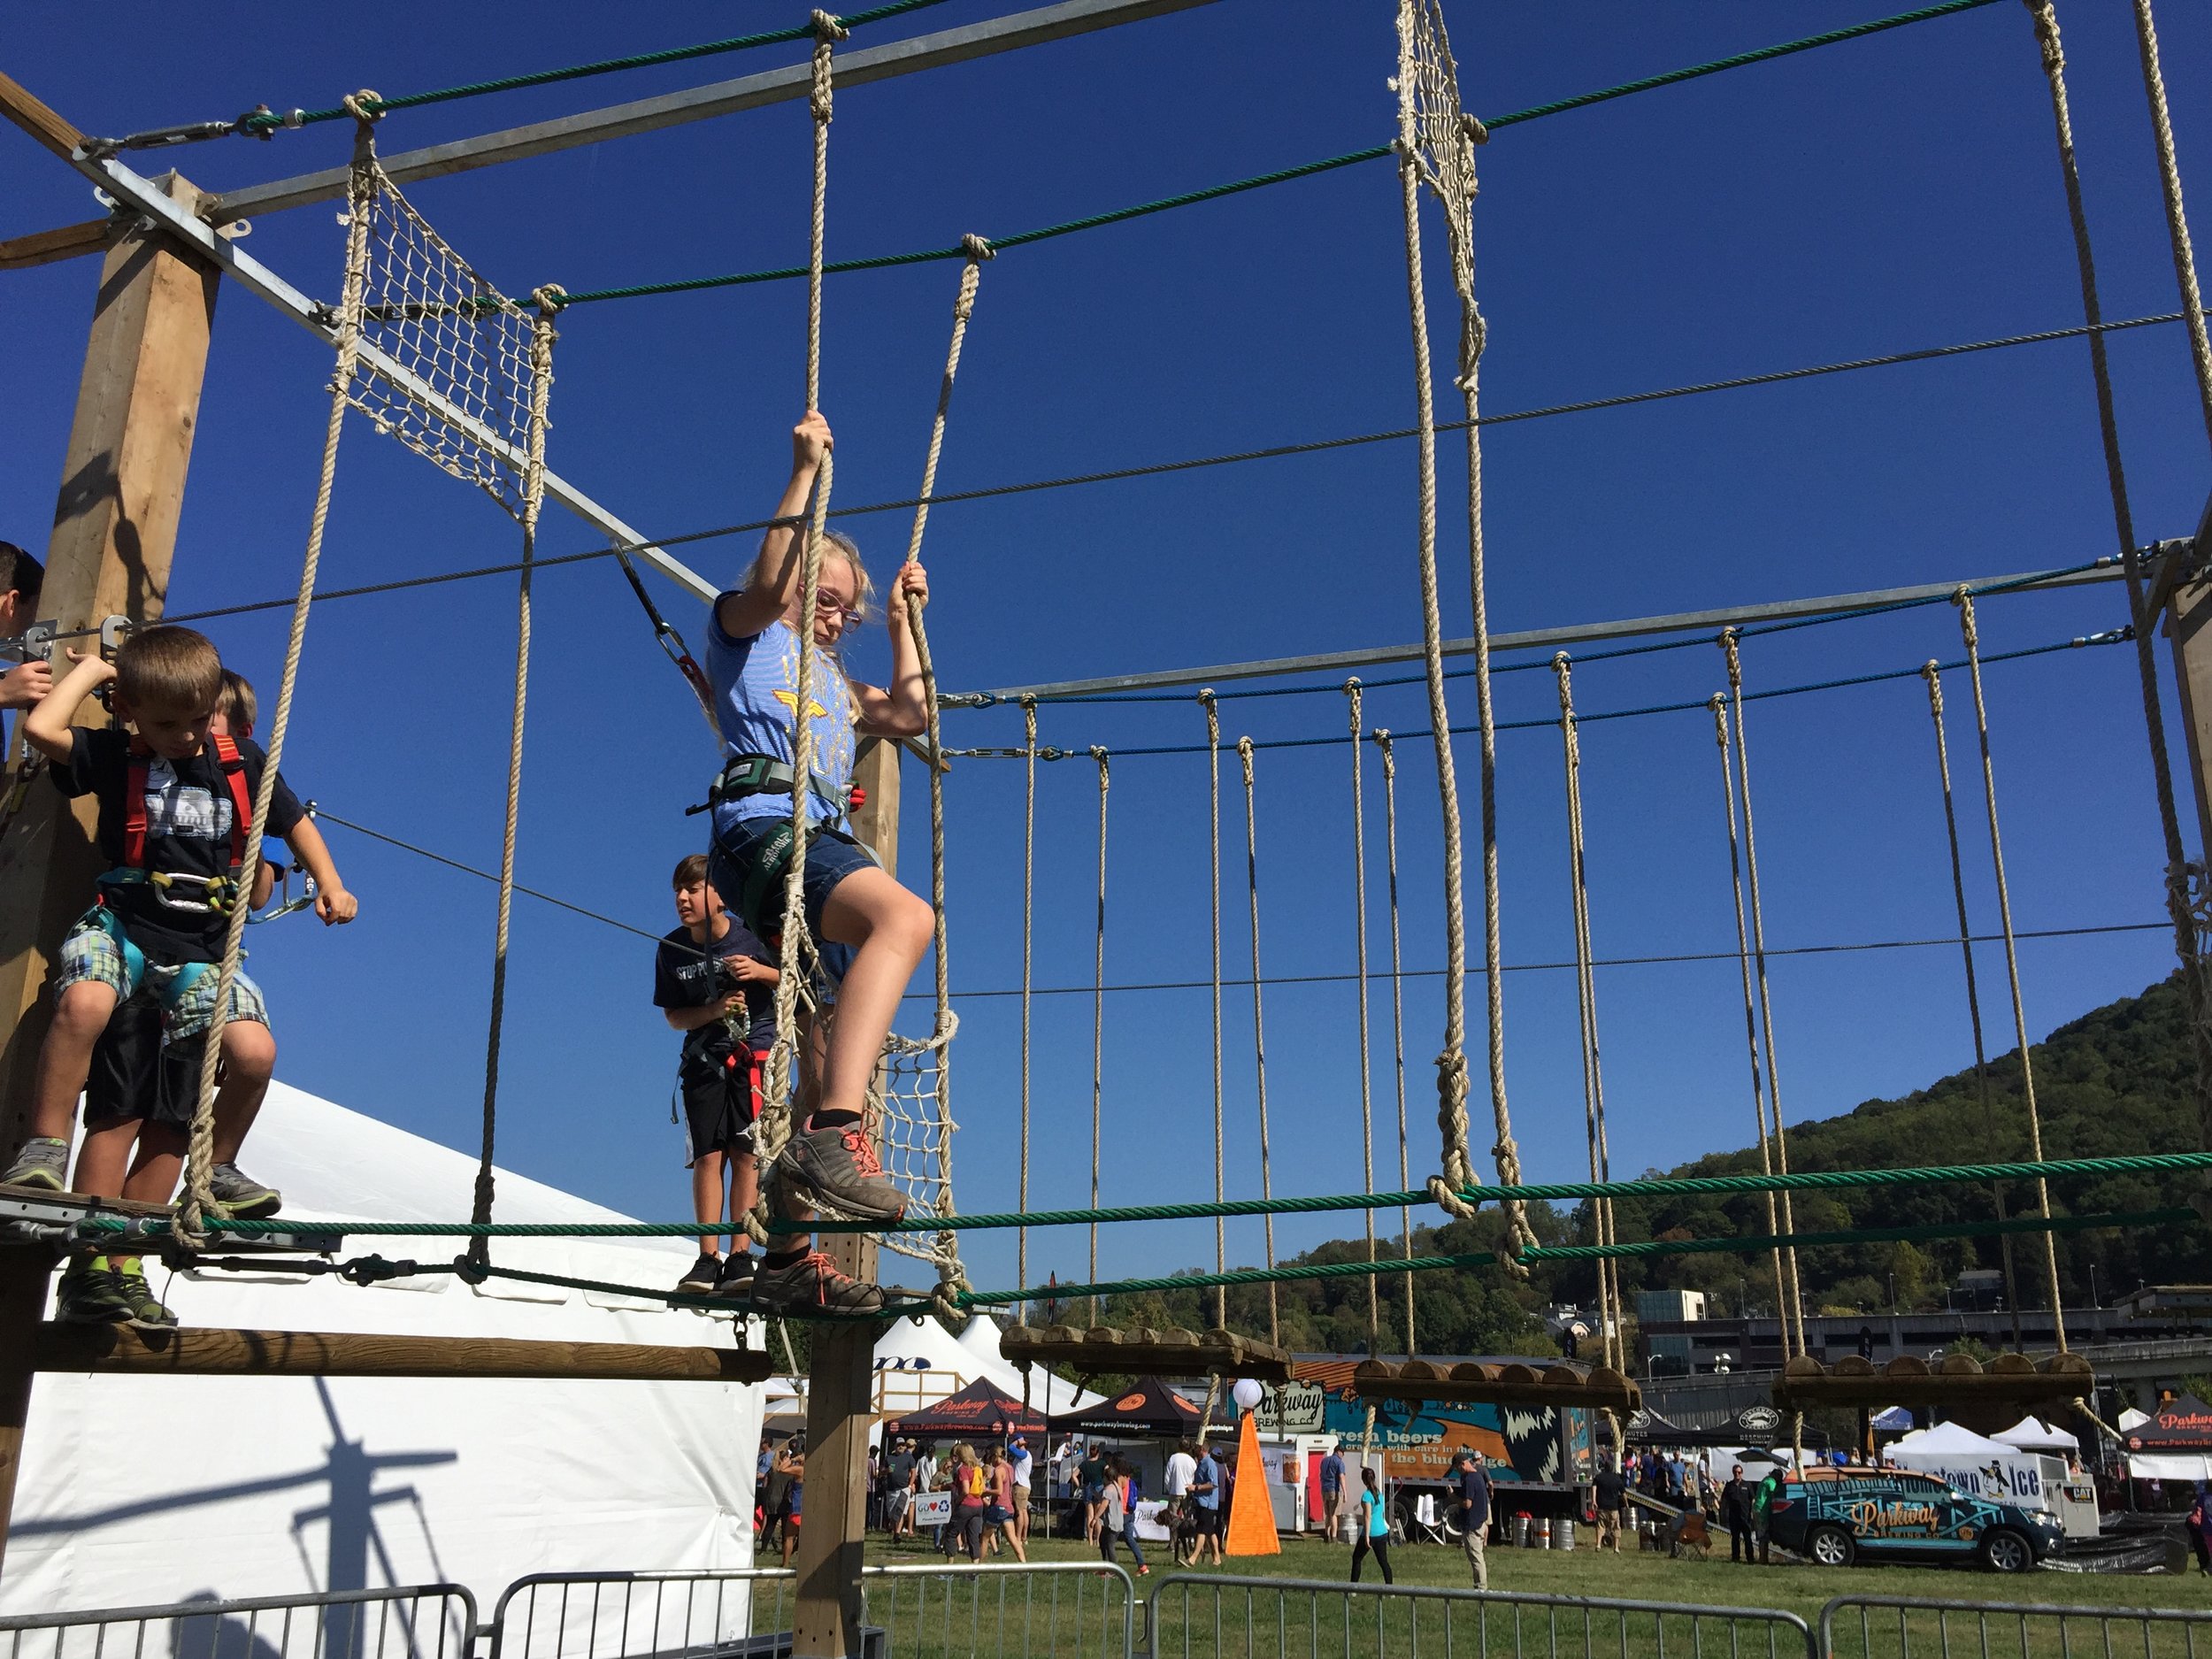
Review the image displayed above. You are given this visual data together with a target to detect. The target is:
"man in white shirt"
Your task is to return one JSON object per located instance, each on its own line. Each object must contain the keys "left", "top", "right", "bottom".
{"left": 1164, "top": 1440, "right": 1199, "bottom": 1566}
{"left": 1009, "top": 1434, "right": 1034, "bottom": 1544}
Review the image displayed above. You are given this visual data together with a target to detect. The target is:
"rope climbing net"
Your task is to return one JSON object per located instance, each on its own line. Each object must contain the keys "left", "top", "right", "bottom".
{"left": 342, "top": 160, "right": 545, "bottom": 518}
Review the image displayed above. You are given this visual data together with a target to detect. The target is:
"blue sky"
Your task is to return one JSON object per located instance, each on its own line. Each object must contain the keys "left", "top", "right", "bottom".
{"left": 6, "top": 1, "right": 2210, "bottom": 1300}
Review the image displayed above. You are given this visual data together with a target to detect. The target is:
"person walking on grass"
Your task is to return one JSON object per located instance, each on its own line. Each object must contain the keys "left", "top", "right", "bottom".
{"left": 1349, "top": 1466, "right": 1394, "bottom": 1585}
{"left": 1452, "top": 1448, "right": 1492, "bottom": 1590}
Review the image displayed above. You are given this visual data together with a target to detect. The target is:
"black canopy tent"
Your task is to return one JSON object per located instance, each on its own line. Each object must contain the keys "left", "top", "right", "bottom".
{"left": 880, "top": 1377, "right": 1047, "bottom": 1443}
{"left": 1047, "top": 1376, "right": 1205, "bottom": 1440}
{"left": 2127, "top": 1394, "right": 2212, "bottom": 1450}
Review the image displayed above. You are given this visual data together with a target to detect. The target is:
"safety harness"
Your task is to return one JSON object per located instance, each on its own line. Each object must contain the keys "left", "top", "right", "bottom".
{"left": 697, "top": 752, "right": 869, "bottom": 944}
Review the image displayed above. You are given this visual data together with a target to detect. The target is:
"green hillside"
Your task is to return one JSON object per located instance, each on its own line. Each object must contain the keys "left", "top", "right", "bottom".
{"left": 1062, "top": 974, "right": 2206, "bottom": 1356}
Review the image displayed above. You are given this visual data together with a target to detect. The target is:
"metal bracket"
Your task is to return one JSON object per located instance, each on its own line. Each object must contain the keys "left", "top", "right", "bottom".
{"left": 98, "top": 615, "right": 133, "bottom": 653}
{"left": 20, "top": 620, "right": 56, "bottom": 663}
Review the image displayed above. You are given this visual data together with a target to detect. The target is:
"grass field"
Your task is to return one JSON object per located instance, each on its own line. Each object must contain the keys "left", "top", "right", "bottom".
{"left": 853, "top": 1531, "right": 2212, "bottom": 1659}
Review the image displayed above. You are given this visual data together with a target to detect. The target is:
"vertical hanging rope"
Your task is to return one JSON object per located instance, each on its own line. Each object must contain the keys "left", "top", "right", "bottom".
{"left": 1089, "top": 746, "right": 1110, "bottom": 1326}
{"left": 180, "top": 100, "right": 381, "bottom": 1245}
{"left": 1921, "top": 660, "right": 2025, "bottom": 1341}
{"left": 2129, "top": 0, "right": 2212, "bottom": 446}
{"left": 2023, "top": 0, "right": 2212, "bottom": 1197}
{"left": 1018, "top": 695, "right": 1038, "bottom": 1300}
{"left": 897, "top": 236, "right": 991, "bottom": 1310}
{"left": 1553, "top": 655, "right": 1621, "bottom": 1375}
{"left": 1375, "top": 728, "right": 1415, "bottom": 1356}
{"left": 1956, "top": 592, "right": 2069, "bottom": 1348}
{"left": 1708, "top": 692, "right": 1792, "bottom": 1356}
{"left": 765, "top": 11, "right": 849, "bottom": 1133}
{"left": 1236, "top": 735, "right": 1279, "bottom": 1345}
{"left": 466, "top": 288, "right": 559, "bottom": 1263}
{"left": 1394, "top": 4, "right": 1478, "bottom": 1238}
{"left": 1201, "top": 688, "right": 1227, "bottom": 1327}
{"left": 1719, "top": 634, "right": 1809, "bottom": 1358}
{"left": 1345, "top": 680, "right": 1381, "bottom": 1355}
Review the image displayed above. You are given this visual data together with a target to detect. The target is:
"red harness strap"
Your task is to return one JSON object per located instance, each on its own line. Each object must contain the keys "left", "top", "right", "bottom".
{"left": 120, "top": 733, "right": 255, "bottom": 872}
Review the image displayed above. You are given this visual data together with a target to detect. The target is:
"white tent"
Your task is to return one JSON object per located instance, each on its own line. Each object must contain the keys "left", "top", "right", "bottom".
{"left": 2120, "top": 1407, "right": 2151, "bottom": 1432}
{"left": 1994, "top": 1415, "right": 2081, "bottom": 1454}
{"left": 6, "top": 1082, "right": 764, "bottom": 1619}
{"left": 866, "top": 1310, "right": 1100, "bottom": 1424}
{"left": 1888, "top": 1421, "right": 2062, "bottom": 1513}
{"left": 1888, "top": 1422, "right": 2011, "bottom": 1456}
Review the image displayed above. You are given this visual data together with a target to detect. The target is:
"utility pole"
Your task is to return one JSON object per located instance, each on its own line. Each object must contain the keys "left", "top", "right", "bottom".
{"left": 789, "top": 736, "right": 899, "bottom": 1659}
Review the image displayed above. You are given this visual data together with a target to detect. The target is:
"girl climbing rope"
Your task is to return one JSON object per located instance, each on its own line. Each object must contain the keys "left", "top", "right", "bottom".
{"left": 703, "top": 408, "right": 935, "bottom": 1316}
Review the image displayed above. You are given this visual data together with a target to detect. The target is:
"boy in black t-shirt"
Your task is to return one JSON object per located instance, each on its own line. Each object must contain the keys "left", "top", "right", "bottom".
{"left": 654, "top": 853, "right": 777, "bottom": 1298}
{"left": 2, "top": 627, "right": 355, "bottom": 1328}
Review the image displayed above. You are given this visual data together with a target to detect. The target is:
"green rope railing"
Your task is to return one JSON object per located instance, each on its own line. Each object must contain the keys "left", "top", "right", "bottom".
{"left": 263, "top": 1203, "right": 2188, "bottom": 1320}
{"left": 82, "top": 1148, "right": 2212, "bottom": 1240}
{"left": 235, "top": 0, "right": 953, "bottom": 133}
{"left": 553, "top": 0, "right": 2006, "bottom": 307}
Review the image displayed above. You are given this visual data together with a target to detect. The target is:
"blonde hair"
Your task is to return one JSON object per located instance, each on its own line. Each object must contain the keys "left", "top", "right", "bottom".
{"left": 218, "top": 669, "right": 257, "bottom": 738}
{"left": 818, "top": 531, "right": 875, "bottom": 628}
{"left": 956, "top": 1442, "right": 979, "bottom": 1468}
{"left": 115, "top": 626, "right": 221, "bottom": 716}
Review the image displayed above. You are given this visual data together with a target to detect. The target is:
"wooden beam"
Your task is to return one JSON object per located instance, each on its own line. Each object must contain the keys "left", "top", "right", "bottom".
{"left": 0, "top": 1249, "right": 55, "bottom": 1576}
{"left": 0, "top": 217, "right": 115, "bottom": 272}
{"left": 0, "top": 70, "right": 87, "bottom": 164}
{"left": 32, "top": 1322, "right": 774, "bottom": 1382}
{"left": 2158, "top": 539, "right": 2212, "bottom": 861}
{"left": 0, "top": 173, "right": 219, "bottom": 1156}
{"left": 209, "top": 0, "right": 1221, "bottom": 223}
{"left": 792, "top": 738, "right": 899, "bottom": 1659}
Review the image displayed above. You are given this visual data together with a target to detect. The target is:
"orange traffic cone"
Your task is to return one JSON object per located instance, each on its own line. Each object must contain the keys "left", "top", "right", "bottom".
{"left": 1225, "top": 1408, "right": 1281, "bottom": 1557}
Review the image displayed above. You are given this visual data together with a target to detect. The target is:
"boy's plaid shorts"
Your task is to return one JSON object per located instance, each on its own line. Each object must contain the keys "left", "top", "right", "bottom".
{"left": 56, "top": 910, "right": 272, "bottom": 1041}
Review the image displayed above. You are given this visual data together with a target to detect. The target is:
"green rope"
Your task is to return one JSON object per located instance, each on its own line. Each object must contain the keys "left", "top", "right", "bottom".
{"left": 954, "top": 1206, "right": 2193, "bottom": 1310}
{"left": 82, "top": 1148, "right": 2212, "bottom": 1240}
{"left": 236, "top": 0, "right": 952, "bottom": 133}
{"left": 554, "top": 0, "right": 2005, "bottom": 307}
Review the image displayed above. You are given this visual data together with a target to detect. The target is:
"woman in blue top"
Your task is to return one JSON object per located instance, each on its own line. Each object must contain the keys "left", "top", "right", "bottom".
{"left": 1349, "top": 1466, "right": 1394, "bottom": 1585}
{"left": 705, "top": 410, "right": 935, "bottom": 1316}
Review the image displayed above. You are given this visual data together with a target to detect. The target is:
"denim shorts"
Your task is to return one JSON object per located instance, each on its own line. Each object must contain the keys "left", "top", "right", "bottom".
{"left": 710, "top": 812, "right": 877, "bottom": 984}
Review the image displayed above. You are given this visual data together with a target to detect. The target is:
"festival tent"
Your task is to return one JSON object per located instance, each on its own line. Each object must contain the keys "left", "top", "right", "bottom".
{"left": 4, "top": 1082, "right": 764, "bottom": 1622}
{"left": 1048, "top": 1375, "right": 1205, "bottom": 1440}
{"left": 2123, "top": 1394, "right": 2212, "bottom": 1481}
{"left": 1889, "top": 1422, "right": 2059, "bottom": 1511}
{"left": 1870, "top": 1406, "right": 1915, "bottom": 1432}
{"left": 1994, "top": 1415, "right": 2081, "bottom": 1454}
{"left": 2120, "top": 1407, "right": 2151, "bottom": 1432}
{"left": 866, "top": 1310, "right": 1097, "bottom": 1417}
{"left": 879, "top": 1376, "right": 1047, "bottom": 1441}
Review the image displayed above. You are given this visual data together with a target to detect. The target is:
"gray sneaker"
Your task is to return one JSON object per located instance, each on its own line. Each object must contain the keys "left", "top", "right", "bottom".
{"left": 209, "top": 1161, "right": 281, "bottom": 1219}
{"left": 3, "top": 1136, "right": 70, "bottom": 1193}
{"left": 773, "top": 1121, "right": 906, "bottom": 1223}
{"left": 750, "top": 1250, "right": 886, "bottom": 1317}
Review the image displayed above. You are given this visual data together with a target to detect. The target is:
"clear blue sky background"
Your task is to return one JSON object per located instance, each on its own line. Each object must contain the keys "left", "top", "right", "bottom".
{"left": 6, "top": 1, "right": 2210, "bottom": 1300}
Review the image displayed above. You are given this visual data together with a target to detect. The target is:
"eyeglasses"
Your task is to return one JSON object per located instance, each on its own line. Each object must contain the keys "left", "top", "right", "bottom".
{"left": 813, "top": 591, "right": 860, "bottom": 623}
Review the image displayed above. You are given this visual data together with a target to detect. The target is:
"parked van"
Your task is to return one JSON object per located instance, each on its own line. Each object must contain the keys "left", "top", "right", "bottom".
{"left": 1765, "top": 1465, "right": 2064, "bottom": 1573}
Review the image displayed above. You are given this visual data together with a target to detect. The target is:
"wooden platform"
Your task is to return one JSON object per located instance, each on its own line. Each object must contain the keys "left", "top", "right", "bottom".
{"left": 1771, "top": 1349, "right": 2094, "bottom": 1408}
{"left": 1350, "top": 1357, "right": 1641, "bottom": 1411}
{"left": 33, "top": 1322, "right": 774, "bottom": 1382}
{"left": 0, "top": 1181, "right": 344, "bottom": 1255}
{"left": 999, "top": 1323, "right": 1292, "bottom": 1383}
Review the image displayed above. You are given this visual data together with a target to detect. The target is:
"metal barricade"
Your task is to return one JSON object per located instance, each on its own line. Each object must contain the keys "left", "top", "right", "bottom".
{"left": 0, "top": 1586, "right": 476, "bottom": 1659}
{"left": 863, "top": 1562, "right": 1134, "bottom": 1659}
{"left": 1146, "top": 1575, "right": 1814, "bottom": 1659}
{"left": 488, "top": 1563, "right": 1133, "bottom": 1659}
{"left": 489, "top": 1570, "right": 795, "bottom": 1659}
{"left": 1820, "top": 1596, "right": 2212, "bottom": 1659}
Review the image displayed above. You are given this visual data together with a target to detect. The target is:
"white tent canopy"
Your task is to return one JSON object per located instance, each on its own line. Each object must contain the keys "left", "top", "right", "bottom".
{"left": 1994, "top": 1415, "right": 2081, "bottom": 1454}
{"left": 1888, "top": 1422, "right": 2012, "bottom": 1457}
{"left": 6, "top": 1082, "right": 764, "bottom": 1619}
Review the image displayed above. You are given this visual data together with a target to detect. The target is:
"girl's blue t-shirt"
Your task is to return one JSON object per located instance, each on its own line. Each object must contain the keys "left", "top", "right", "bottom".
{"left": 704, "top": 603, "right": 857, "bottom": 839}
{"left": 1360, "top": 1489, "right": 1389, "bottom": 1538}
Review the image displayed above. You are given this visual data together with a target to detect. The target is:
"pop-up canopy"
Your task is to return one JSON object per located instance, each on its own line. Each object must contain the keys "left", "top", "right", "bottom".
{"left": 1994, "top": 1415, "right": 2080, "bottom": 1453}
{"left": 880, "top": 1376, "right": 1048, "bottom": 1442}
{"left": 1048, "top": 1375, "right": 1206, "bottom": 1440}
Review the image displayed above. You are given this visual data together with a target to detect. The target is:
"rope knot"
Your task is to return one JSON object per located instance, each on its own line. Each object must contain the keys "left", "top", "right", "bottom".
{"left": 1461, "top": 112, "right": 1490, "bottom": 146}
{"left": 809, "top": 12, "right": 847, "bottom": 122}
{"left": 960, "top": 233, "right": 995, "bottom": 263}
{"left": 341, "top": 90, "right": 385, "bottom": 124}
{"left": 531, "top": 283, "right": 567, "bottom": 315}
{"left": 1718, "top": 626, "right": 1744, "bottom": 688}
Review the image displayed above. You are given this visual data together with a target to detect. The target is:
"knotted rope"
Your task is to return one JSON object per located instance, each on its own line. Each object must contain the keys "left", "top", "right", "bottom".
{"left": 897, "top": 235, "right": 991, "bottom": 1314}
{"left": 2128, "top": 0, "right": 2212, "bottom": 449}
{"left": 1018, "top": 694, "right": 1038, "bottom": 1297}
{"left": 1374, "top": 729, "right": 1416, "bottom": 1355}
{"left": 1345, "top": 681, "right": 1381, "bottom": 1354}
{"left": 179, "top": 96, "right": 381, "bottom": 1246}
{"left": 1707, "top": 686, "right": 1796, "bottom": 1356}
{"left": 1201, "top": 687, "right": 1227, "bottom": 1325}
{"left": 2022, "top": 0, "right": 2212, "bottom": 1211}
{"left": 1955, "top": 590, "right": 2068, "bottom": 1348}
{"left": 764, "top": 9, "right": 849, "bottom": 1156}
{"left": 1920, "top": 659, "right": 2026, "bottom": 1340}
{"left": 466, "top": 287, "right": 559, "bottom": 1263}
{"left": 1236, "top": 734, "right": 1279, "bottom": 1346}
{"left": 1554, "top": 655, "right": 1622, "bottom": 1375}
{"left": 1395, "top": 0, "right": 1533, "bottom": 1264}
{"left": 1089, "top": 745, "right": 1110, "bottom": 1325}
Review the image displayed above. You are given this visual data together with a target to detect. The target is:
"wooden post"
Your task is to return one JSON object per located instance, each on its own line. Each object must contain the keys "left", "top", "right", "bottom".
{"left": 2157, "top": 533, "right": 2212, "bottom": 864}
{"left": 791, "top": 737, "right": 899, "bottom": 1659}
{"left": 0, "top": 171, "right": 220, "bottom": 1154}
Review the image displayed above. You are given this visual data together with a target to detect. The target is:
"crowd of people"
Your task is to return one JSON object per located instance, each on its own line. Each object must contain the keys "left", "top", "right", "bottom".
{"left": 1589, "top": 1450, "right": 1793, "bottom": 1563}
